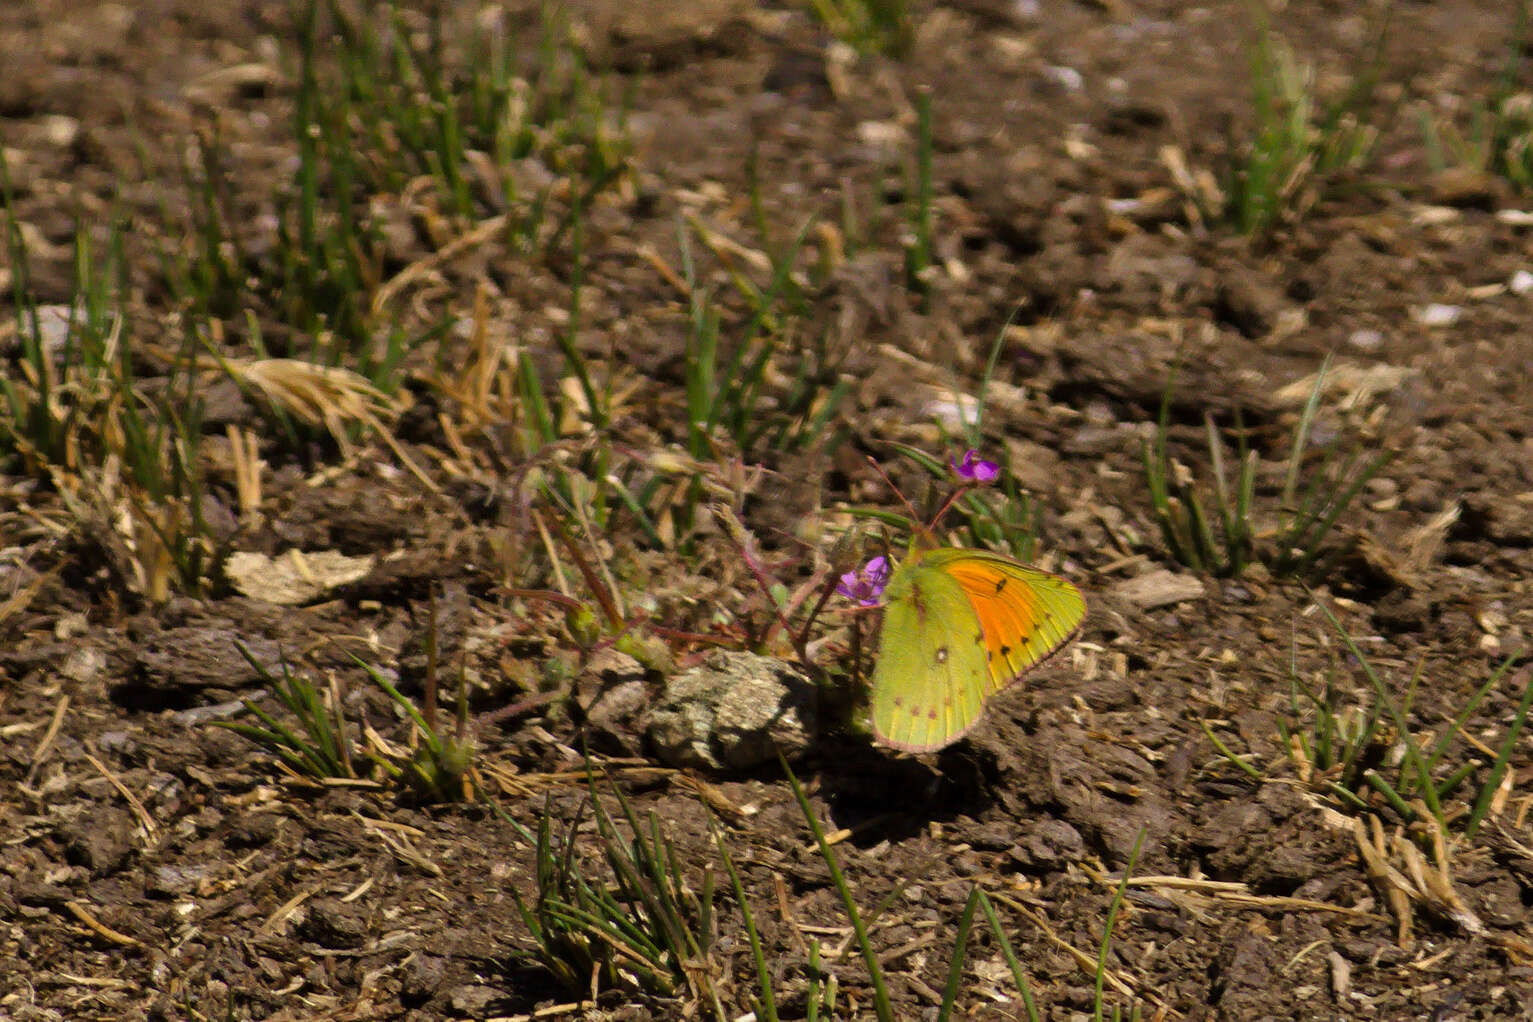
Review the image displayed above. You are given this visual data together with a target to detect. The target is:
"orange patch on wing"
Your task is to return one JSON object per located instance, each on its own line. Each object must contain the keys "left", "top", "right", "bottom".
{"left": 943, "top": 561, "right": 1049, "bottom": 687}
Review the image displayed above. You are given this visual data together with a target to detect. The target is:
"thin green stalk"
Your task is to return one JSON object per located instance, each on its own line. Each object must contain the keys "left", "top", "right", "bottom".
{"left": 714, "top": 821, "right": 778, "bottom": 1022}
{"left": 1465, "top": 664, "right": 1533, "bottom": 839}
{"left": 1313, "top": 599, "right": 1444, "bottom": 826}
{"left": 936, "top": 887, "right": 983, "bottom": 1022}
{"left": 783, "top": 758, "right": 893, "bottom": 1021}
{"left": 1095, "top": 829, "right": 1147, "bottom": 1022}
{"left": 976, "top": 891, "right": 1042, "bottom": 1022}
{"left": 1424, "top": 654, "right": 1518, "bottom": 772}
{"left": 1199, "top": 719, "right": 1264, "bottom": 782}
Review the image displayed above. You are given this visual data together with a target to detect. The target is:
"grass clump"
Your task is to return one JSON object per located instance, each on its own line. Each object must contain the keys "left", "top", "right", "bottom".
{"left": 780, "top": 758, "right": 1147, "bottom": 1020}
{"left": 807, "top": 0, "right": 914, "bottom": 57}
{"left": 1419, "top": 1, "right": 1533, "bottom": 191}
{"left": 1170, "top": 15, "right": 1381, "bottom": 236}
{"left": 177, "top": 0, "right": 630, "bottom": 379}
{"left": 511, "top": 757, "right": 1156, "bottom": 1019}
{"left": 514, "top": 775, "right": 725, "bottom": 1011}
{"left": 500, "top": 206, "right": 849, "bottom": 556}
{"left": 214, "top": 617, "right": 478, "bottom": 802}
{"left": 1290, "top": 605, "right": 1530, "bottom": 840}
{"left": 1143, "top": 356, "right": 1392, "bottom": 580}
{"left": 0, "top": 196, "right": 218, "bottom": 601}
{"left": 1204, "top": 608, "right": 1531, "bottom": 842}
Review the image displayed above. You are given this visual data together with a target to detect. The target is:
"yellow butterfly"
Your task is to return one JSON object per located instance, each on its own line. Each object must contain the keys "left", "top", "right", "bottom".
{"left": 867, "top": 545, "right": 1085, "bottom": 752}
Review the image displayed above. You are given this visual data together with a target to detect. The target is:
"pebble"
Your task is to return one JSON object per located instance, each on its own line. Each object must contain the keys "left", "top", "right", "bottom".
{"left": 1413, "top": 303, "right": 1461, "bottom": 327}
{"left": 1347, "top": 328, "right": 1384, "bottom": 351}
{"left": 1044, "top": 65, "right": 1084, "bottom": 91}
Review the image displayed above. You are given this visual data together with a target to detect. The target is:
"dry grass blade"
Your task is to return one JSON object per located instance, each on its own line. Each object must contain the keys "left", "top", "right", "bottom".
{"left": 1352, "top": 815, "right": 1415, "bottom": 947}
{"left": 222, "top": 356, "right": 396, "bottom": 433}
{"left": 0, "top": 565, "right": 51, "bottom": 632}
{"left": 1082, "top": 870, "right": 1381, "bottom": 922}
{"left": 988, "top": 893, "right": 1145, "bottom": 1005}
{"left": 83, "top": 748, "right": 159, "bottom": 848}
{"left": 220, "top": 356, "right": 440, "bottom": 493}
{"left": 65, "top": 901, "right": 145, "bottom": 949}
{"left": 372, "top": 212, "right": 509, "bottom": 316}
{"left": 226, "top": 424, "right": 263, "bottom": 518}
{"left": 24, "top": 693, "right": 69, "bottom": 789}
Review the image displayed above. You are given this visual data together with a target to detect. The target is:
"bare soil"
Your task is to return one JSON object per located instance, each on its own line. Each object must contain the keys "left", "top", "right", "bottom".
{"left": 3, "top": 1, "right": 1533, "bottom": 1020}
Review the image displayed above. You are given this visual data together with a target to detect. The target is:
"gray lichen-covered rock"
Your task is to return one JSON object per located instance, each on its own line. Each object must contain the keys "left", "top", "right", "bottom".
{"left": 644, "top": 652, "right": 815, "bottom": 770}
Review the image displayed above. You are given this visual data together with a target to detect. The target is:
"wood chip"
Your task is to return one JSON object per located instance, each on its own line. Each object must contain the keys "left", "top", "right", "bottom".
{"left": 1110, "top": 569, "right": 1205, "bottom": 609}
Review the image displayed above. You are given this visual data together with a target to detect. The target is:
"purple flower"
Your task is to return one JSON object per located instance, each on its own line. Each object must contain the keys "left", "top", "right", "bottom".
{"left": 837, "top": 555, "right": 890, "bottom": 607}
{"left": 951, "top": 449, "right": 999, "bottom": 484}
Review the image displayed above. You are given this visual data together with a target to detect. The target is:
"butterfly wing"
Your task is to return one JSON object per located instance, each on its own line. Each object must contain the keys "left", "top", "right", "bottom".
{"left": 924, "top": 548, "right": 1086, "bottom": 694}
{"left": 870, "top": 556, "right": 993, "bottom": 752}
{"left": 870, "top": 548, "right": 1085, "bottom": 753}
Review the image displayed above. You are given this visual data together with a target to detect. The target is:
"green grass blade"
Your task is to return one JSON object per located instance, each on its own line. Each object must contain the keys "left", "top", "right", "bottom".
{"left": 1198, "top": 719, "right": 1264, "bottom": 782}
{"left": 936, "top": 887, "right": 983, "bottom": 1021}
{"left": 1314, "top": 598, "right": 1443, "bottom": 827}
{"left": 783, "top": 757, "right": 893, "bottom": 1022}
{"left": 1465, "top": 664, "right": 1533, "bottom": 839}
{"left": 714, "top": 820, "right": 778, "bottom": 1022}
{"left": 1281, "top": 354, "right": 1331, "bottom": 507}
{"left": 1094, "top": 829, "right": 1146, "bottom": 1022}
{"left": 975, "top": 890, "right": 1041, "bottom": 1022}
{"left": 1424, "top": 654, "right": 1519, "bottom": 771}
{"left": 1363, "top": 771, "right": 1416, "bottom": 822}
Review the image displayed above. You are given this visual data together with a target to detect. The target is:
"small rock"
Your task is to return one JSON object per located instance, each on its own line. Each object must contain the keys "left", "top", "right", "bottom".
{"left": 401, "top": 954, "right": 447, "bottom": 1006}
{"left": 57, "top": 807, "right": 136, "bottom": 875}
{"left": 19, "top": 305, "right": 76, "bottom": 355}
{"left": 96, "top": 731, "right": 136, "bottom": 756}
{"left": 1510, "top": 269, "right": 1533, "bottom": 295}
{"left": 1461, "top": 493, "right": 1533, "bottom": 545}
{"left": 54, "top": 612, "right": 89, "bottom": 639}
{"left": 1043, "top": 65, "right": 1084, "bottom": 92}
{"left": 1009, "top": 818, "right": 1085, "bottom": 871}
{"left": 14, "top": 880, "right": 72, "bottom": 908}
{"left": 1413, "top": 303, "right": 1461, "bottom": 327}
{"left": 1216, "top": 272, "right": 1288, "bottom": 339}
{"left": 448, "top": 984, "right": 502, "bottom": 1016}
{"left": 225, "top": 550, "right": 375, "bottom": 605}
{"left": 298, "top": 898, "right": 369, "bottom": 949}
{"left": 150, "top": 864, "right": 209, "bottom": 895}
{"left": 1426, "top": 166, "right": 1504, "bottom": 209}
{"left": 221, "top": 813, "right": 279, "bottom": 849}
{"left": 60, "top": 647, "right": 106, "bottom": 685}
{"left": 1347, "top": 328, "right": 1384, "bottom": 352}
{"left": 572, "top": 649, "right": 652, "bottom": 756}
{"left": 39, "top": 114, "right": 80, "bottom": 147}
{"left": 134, "top": 629, "right": 281, "bottom": 694}
{"left": 644, "top": 652, "right": 815, "bottom": 770}
{"left": 581, "top": 0, "right": 752, "bottom": 72}
{"left": 173, "top": 699, "right": 247, "bottom": 726}
{"left": 966, "top": 821, "right": 1015, "bottom": 851}
{"left": 199, "top": 378, "right": 252, "bottom": 429}
{"left": 1061, "top": 424, "right": 1124, "bottom": 458}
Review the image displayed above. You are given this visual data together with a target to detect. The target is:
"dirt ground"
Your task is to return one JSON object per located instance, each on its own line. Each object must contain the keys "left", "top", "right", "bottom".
{"left": 3, "top": 1, "right": 1533, "bottom": 1019}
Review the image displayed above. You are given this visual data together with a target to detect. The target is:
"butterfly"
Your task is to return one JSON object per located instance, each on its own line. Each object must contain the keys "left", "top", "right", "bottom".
{"left": 870, "top": 546, "right": 1085, "bottom": 752}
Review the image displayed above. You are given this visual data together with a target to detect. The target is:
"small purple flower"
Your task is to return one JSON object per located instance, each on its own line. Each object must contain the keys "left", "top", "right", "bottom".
{"left": 837, "top": 555, "right": 890, "bottom": 607}
{"left": 951, "top": 449, "right": 999, "bottom": 484}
